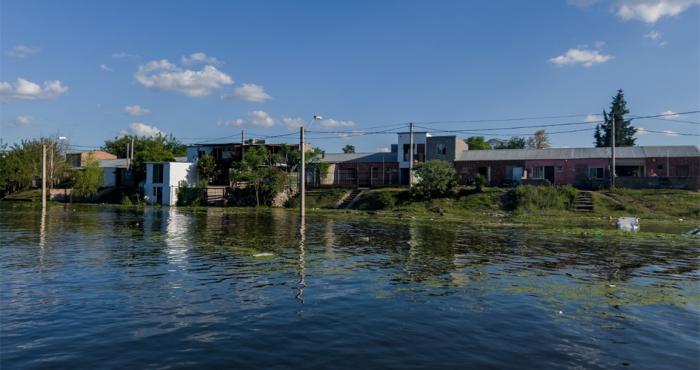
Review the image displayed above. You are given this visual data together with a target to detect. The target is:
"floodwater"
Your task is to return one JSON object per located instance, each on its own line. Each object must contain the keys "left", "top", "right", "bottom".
{"left": 1, "top": 204, "right": 698, "bottom": 369}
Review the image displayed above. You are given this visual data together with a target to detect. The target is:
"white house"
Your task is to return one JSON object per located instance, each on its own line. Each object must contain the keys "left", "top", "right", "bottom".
{"left": 144, "top": 161, "right": 197, "bottom": 205}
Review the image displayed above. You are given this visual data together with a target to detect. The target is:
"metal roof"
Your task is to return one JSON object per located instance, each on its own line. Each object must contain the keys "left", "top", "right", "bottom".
{"left": 98, "top": 159, "right": 129, "bottom": 168}
{"left": 457, "top": 145, "right": 700, "bottom": 161}
{"left": 320, "top": 152, "right": 396, "bottom": 163}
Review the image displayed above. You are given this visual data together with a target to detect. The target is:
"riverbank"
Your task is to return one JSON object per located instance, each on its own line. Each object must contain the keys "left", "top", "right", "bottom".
{"left": 4, "top": 186, "right": 698, "bottom": 238}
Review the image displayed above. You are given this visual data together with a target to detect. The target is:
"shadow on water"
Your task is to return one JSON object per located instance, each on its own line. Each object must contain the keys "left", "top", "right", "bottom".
{"left": 0, "top": 204, "right": 698, "bottom": 369}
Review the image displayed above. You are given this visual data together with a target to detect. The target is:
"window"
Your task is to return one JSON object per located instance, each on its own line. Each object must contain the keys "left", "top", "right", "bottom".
{"left": 153, "top": 164, "right": 164, "bottom": 183}
{"left": 531, "top": 166, "right": 544, "bottom": 179}
{"left": 403, "top": 144, "right": 411, "bottom": 161}
{"left": 588, "top": 167, "right": 604, "bottom": 179}
{"left": 676, "top": 165, "right": 689, "bottom": 177}
{"left": 436, "top": 143, "right": 447, "bottom": 155}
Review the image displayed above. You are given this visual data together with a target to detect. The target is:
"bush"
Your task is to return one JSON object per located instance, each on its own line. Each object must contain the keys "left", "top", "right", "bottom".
{"left": 411, "top": 160, "right": 458, "bottom": 200}
{"left": 176, "top": 180, "right": 207, "bottom": 206}
{"left": 354, "top": 190, "right": 396, "bottom": 211}
{"left": 474, "top": 173, "right": 486, "bottom": 193}
{"left": 511, "top": 185, "right": 577, "bottom": 211}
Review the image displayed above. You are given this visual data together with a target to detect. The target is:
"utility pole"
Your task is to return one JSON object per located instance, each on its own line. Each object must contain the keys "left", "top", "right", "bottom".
{"left": 241, "top": 129, "right": 245, "bottom": 161}
{"left": 42, "top": 144, "right": 47, "bottom": 209}
{"left": 300, "top": 126, "right": 305, "bottom": 218}
{"left": 126, "top": 142, "right": 130, "bottom": 169}
{"left": 611, "top": 114, "right": 616, "bottom": 189}
{"left": 130, "top": 137, "right": 135, "bottom": 163}
{"left": 408, "top": 122, "right": 414, "bottom": 187}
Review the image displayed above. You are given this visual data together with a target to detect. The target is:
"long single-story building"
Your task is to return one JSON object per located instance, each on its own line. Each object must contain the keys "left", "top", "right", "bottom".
{"left": 454, "top": 145, "right": 700, "bottom": 189}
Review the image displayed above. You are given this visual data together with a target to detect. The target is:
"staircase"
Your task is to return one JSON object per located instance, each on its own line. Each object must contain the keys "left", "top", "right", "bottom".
{"left": 574, "top": 191, "right": 594, "bottom": 212}
{"left": 337, "top": 188, "right": 363, "bottom": 209}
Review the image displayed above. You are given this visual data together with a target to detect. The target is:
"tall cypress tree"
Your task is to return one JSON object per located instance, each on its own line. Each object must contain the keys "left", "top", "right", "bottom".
{"left": 594, "top": 89, "right": 637, "bottom": 147}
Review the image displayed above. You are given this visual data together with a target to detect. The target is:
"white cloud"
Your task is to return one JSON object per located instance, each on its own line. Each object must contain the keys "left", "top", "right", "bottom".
{"left": 7, "top": 44, "right": 40, "bottom": 58}
{"left": 659, "top": 110, "right": 681, "bottom": 119}
{"left": 222, "top": 83, "right": 272, "bottom": 103}
{"left": 645, "top": 30, "right": 662, "bottom": 40}
{"left": 100, "top": 64, "right": 114, "bottom": 72}
{"left": 636, "top": 127, "right": 649, "bottom": 135}
{"left": 617, "top": 0, "right": 700, "bottom": 23}
{"left": 121, "top": 122, "right": 164, "bottom": 137}
{"left": 181, "top": 52, "right": 222, "bottom": 66}
{"left": 281, "top": 116, "right": 305, "bottom": 130}
{"left": 661, "top": 129, "right": 680, "bottom": 136}
{"left": 585, "top": 114, "right": 604, "bottom": 123}
{"left": 550, "top": 48, "right": 613, "bottom": 67}
{"left": 124, "top": 105, "right": 151, "bottom": 116}
{"left": 112, "top": 51, "right": 140, "bottom": 60}
{"left": 14, "top": 115, "right": 32, "bottom": 127}
{"left": 0, "top": 78, "right": 69, "bottom": 101}
{"left": 318, "top": 118, "right": 356, "bottom": 128}
{"left": 135, "top": 59, "right": 234, "bottom": 97}
{"left": 377, "top": 147, "right": 390, "bottom": 152}
{"left": 225, "top": 110, "right": 275, "bottom": 127}
{"left": 337, "top": 130, "right": 365, "bottom": 140}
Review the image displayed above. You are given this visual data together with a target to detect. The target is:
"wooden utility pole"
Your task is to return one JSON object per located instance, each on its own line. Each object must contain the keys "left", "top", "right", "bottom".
{"left": 300, "top": 126, "right": 305, "bottom": 218}
{"left": 42, "top": 144, "right": 47, "bottom": 209}
{"left": 409, "top": 122, "right": 414, "bottom": 187}
{"left": 241, "top": 129, "right": 245, "bottom": 161}
{"left": 130, "top": 137, "right": 135, "bottom": 162}
{"left": 611, "top": 114, "right": 616, "bottom": 189}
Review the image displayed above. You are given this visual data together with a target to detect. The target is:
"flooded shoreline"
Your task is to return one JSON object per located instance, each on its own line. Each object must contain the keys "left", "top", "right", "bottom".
{"left": 1, "top": 205, "right": 698, "bottom": 369}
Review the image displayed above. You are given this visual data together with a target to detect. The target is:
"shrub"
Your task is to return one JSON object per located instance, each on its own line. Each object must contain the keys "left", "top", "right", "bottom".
{"left": 411, "top": 160, "right": 458, "bottom": 200}
{"left": 474, "top": 173, "right": 486, "bottom": 193}
{"left": 354, "top": 190, "right": 396, "bottom": 211}
{"left": 176, "top": 180, "right": 207, "bottom": 206}
{"left": 72, "top": 157, "right": 103, "bottom": 199}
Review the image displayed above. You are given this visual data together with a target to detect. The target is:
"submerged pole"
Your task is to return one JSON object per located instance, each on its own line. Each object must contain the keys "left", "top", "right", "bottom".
{"left": 42, "top": 144, "right": 47, "bottom": 209}
{"left": 300, "top": 126, "right": 305, "bottom": 218}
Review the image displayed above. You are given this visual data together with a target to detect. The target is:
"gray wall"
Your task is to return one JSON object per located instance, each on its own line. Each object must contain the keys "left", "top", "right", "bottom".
{"left": 426, "top": 136, "right": 467, "bottom": 162}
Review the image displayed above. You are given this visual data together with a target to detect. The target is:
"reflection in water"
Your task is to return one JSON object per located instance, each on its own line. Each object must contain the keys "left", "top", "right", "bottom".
{"left": 296, "top": 217, "right": 306, "bottom": 306}
{"left": 1, "top": 204, "right": 698, "bottom": 370}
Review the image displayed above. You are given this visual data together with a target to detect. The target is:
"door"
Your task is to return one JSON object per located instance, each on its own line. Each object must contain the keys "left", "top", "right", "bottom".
{"left": 155, "top": 187, "right": 163, "bottom": 204}
{"left": 512, "top": 166, "right": 524, "bottom": 184}
{"left": 544, "top": 166, "right": 555, "bottom": 184}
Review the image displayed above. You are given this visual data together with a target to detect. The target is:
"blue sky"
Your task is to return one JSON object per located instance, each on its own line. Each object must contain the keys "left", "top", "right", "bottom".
{"left": 1, "top": 0, "right": 698, "bottom": 153}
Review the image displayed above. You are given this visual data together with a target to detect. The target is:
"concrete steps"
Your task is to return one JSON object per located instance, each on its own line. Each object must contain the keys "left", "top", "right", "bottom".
{"left": 337, "top": 188, "right": 363, "bottom": 209}
{"left": 574, "top": 191, "right": 594, "bottom": 212}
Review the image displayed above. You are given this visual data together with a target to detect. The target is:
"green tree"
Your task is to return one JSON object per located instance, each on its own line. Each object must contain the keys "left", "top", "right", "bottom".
{"left": 196, "top": 155, "right": 219, "bottom": 184}
{"left": 342, "top": 144, "right": 355, "bottom": 153}
{"left": 527, "top": 129, "right": 550, "bottom": 149}
{"left": 594, "top": 89, "right": 637, "bottom": 147}
{"left": 465, "top": 136, "right": 491, "bottom": 150}
{"left": 411, "top": 160, "right": 458, "bottom": 199}
{"left": 72, "top": 156, "right": 103, "bottom": 199}
{"left": 103, "top": 135, "right": 182, "bottom": 183}
{"left": 496, "top": 137, "right": 526, "bottom": 149}
{"left": 0, "top": 137, "right": 69, "bottom": 197}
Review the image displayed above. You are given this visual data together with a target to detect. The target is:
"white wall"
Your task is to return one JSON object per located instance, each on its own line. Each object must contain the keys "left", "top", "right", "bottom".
{"left": 145, "top": 162, "right": 197, "bottom": 206}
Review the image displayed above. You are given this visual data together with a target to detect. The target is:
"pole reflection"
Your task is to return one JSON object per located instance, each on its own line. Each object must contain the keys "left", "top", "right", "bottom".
{"left": 295, "top": 216, "right": 306, "bottom": 308}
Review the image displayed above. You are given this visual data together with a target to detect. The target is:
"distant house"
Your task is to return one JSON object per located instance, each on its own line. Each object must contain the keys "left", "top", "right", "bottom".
{"left": 186, "top": 140, "right": 309, "bottom": 185}
{"left": 66, "top": 150, "right": 116, "bottom": 167}
{"left": 317, "top": 152, "right": 399, "bottom": 187}
{"left": 487, "top": 138, "right": 506, "bottom": 149}
{"left": 144, "top": 160, "right": 197, "bottom": 205}
{"left": 97, "top": 158, "right": 129, "bottom": 187}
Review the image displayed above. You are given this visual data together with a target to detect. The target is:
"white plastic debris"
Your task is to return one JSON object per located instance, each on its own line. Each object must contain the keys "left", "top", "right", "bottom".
{"left": 253, "top": 252, "right": 274, "bottom": 257}
{"left": 617, "top": 217, "right": 640, "bottom": 232}
{"left": 686, "top": 228, "right": 700, "bottom": 235}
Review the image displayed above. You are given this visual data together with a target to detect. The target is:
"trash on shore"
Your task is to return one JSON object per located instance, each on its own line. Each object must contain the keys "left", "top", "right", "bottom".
{"left": 685, "top": 228, "right": 700, "bottom": 235}
{"left": 253, "top": 252, "right": 274, "bottom": 258}
{"left": 617, "top": 217, "right": 640, "bottom": 232}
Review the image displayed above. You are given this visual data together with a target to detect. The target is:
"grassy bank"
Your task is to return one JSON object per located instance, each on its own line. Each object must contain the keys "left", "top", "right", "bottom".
{"left": 295, "top": 186, "right": 699, "bottom": 234}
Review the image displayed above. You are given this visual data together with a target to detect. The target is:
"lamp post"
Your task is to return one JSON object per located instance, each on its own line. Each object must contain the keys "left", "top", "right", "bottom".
{"left": 300, "top": 115, "right": 322, "bottom": 218}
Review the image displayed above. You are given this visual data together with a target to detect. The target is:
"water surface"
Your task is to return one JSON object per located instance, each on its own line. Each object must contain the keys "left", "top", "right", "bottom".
{"left": 1, "top": 205, "right": 698, "bottom": 369}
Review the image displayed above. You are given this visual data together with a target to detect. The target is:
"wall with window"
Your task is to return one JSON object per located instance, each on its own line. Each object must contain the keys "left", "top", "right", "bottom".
{"left": 645, "top": 157, "right": 700, "bottom": 177}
